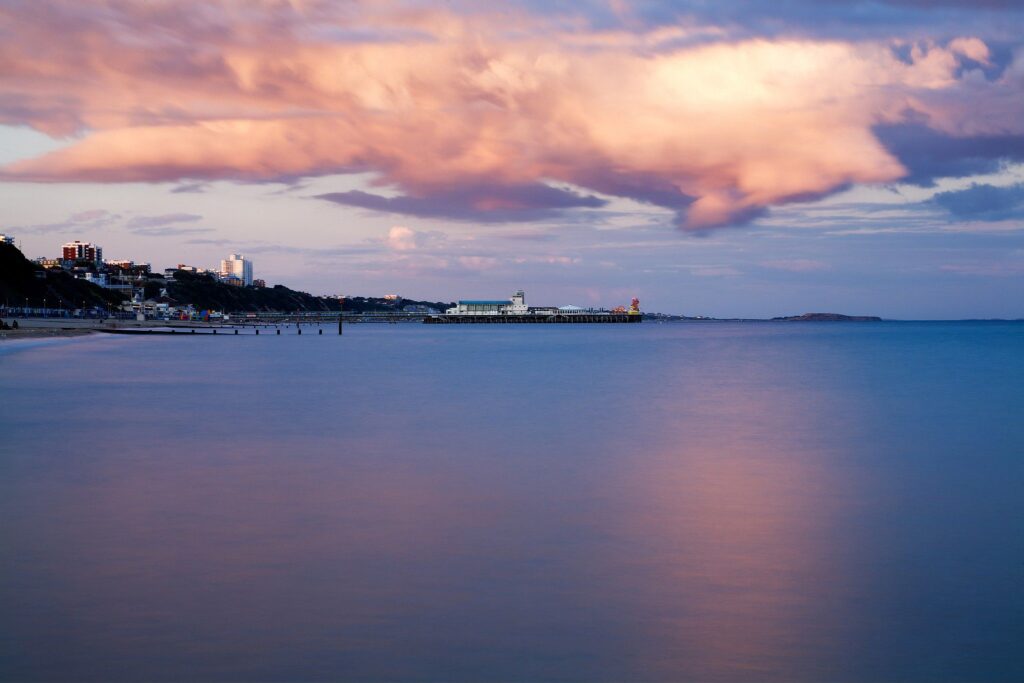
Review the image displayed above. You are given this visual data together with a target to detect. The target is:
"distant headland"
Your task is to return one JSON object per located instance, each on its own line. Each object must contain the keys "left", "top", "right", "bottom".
{"left": 771, "top": 313, "right": 883, "bottom": 322}
{"left": 643, "top": 312, "right": 883, "bottom": 322}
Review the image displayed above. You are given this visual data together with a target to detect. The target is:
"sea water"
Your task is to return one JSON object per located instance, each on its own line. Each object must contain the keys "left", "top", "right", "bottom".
{"left": 1, "top": 322, "right": 1022, "bottom": 682}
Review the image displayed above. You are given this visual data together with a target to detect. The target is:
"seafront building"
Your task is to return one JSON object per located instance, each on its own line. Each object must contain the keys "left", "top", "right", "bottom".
{"left": 105, "top": 259, "right": 150, "bottom": 275}
{"left": 170, "top": 264, "right": 214, "bottom": 276}
{"left": 62, "top": 240, "right": 103, "bottom": 263}
{"left": 220, "top": 253, "right": 253, "bottom": 286}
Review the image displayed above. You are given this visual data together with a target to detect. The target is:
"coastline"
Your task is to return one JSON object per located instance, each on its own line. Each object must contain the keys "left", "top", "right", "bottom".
{"left": 0, "top": 318, "right": 210, "bottom": 342}
{"left": 0, "top": 327, "right": 97, "bottom": 341}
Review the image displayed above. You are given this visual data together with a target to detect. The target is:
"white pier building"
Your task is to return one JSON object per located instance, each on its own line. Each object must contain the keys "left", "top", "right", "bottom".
{"left": 447, "top": 290, "right": 529, "bottom": 315}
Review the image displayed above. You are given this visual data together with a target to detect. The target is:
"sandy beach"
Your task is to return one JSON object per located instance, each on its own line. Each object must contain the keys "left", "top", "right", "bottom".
{"left": 0, "top": 327, "right": 96, "bottom": 340}
{"left": 0, "top": 318, "right": 221, "bottom": 341}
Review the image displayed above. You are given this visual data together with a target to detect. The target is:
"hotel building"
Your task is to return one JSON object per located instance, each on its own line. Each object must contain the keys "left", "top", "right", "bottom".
{"left": 220, "top": 253, "right": 253, "bottom": 286}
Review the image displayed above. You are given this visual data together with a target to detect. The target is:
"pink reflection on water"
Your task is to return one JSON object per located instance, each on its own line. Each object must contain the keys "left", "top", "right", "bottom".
{"left": 595, "top": 372, "right": 864, "bottom": 681}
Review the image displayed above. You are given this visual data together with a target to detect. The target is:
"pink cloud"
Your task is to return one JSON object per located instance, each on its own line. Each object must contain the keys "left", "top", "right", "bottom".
{"left": 1, "top": 2, "right": 1021, "bottom": 230}
{"left": 386, "top": 226, "right": 421, "bottom": 251}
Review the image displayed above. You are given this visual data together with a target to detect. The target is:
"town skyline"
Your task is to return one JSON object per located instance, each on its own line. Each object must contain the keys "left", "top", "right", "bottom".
{"left": 2, "top": 1, "right": 1024, "bottom": 319}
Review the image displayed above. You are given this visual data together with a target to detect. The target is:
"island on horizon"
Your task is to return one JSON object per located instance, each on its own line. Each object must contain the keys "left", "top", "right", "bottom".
{"left": 771, "top": 313, "right": 883, "bottom": 322}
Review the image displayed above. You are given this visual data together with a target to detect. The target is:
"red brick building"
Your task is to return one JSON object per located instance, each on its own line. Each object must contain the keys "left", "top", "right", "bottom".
{"left": 62, "top": 241, "right": 103, "bottom": 263}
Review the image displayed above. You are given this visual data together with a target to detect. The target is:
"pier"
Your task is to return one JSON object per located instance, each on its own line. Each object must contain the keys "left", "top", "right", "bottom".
{"left": 429, "top": 290, "right": 642, "bottom": 324}
{"left": 424, "top": 313, "right": 641, "bottom": 324}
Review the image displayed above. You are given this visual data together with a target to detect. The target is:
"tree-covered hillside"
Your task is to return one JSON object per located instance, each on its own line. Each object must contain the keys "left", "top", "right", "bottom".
{"left": 0, "top": 242, "right": 126, "bottom": 309}
{"left": 165, "top": 270, "right": 452, "bottom": 313}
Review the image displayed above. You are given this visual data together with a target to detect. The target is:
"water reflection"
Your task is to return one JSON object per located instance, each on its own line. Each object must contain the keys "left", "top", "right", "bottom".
{"left": 574, "top": 355, "right": 860, "bottom": 682}
{"left": 2, "top": 325, "right": 1023, "bottom": 682}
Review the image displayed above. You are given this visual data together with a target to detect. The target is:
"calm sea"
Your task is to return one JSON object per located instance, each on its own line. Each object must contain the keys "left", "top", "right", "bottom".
{"left": 1, "top": 322, "right": 1022, "bottom": 683}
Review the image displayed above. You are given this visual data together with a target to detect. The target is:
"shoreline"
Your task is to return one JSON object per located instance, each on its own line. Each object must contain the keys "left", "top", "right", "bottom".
{"left": 1, "top": 317, "right": 1019, "bottom": 342}
{"left": 0, "top": 328, "right": 98, "bottom": 341}
{"left": 0, "top": 318, "right": 217, "bottom": 342}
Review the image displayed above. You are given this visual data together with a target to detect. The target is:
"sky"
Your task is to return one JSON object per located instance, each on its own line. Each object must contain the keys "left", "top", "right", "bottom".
{"left": 2, "top": 0, "right": 1024, "bottom": 318}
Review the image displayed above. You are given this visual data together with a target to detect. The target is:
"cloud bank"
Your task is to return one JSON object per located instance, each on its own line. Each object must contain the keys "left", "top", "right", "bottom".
{"left": 1, "top": 1, "right": 1023, "bottom": 229}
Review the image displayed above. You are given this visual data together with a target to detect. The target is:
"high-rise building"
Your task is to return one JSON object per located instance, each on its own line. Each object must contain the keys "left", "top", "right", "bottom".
{"left": 219, "top": 253, "right": 253, "bottom": 286}
{"left": 62, "top": 240, "right": 102, "bottom": 263}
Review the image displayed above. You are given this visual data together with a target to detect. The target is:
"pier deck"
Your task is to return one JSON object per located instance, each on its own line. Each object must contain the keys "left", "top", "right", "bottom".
{"left": 424, "top": 313, "right": 641, "bottom": 324}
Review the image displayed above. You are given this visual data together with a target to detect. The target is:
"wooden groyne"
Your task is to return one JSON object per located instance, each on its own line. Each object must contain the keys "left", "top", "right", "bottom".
{"left": 95, "top": 324, "right": 338, "bottom": 336}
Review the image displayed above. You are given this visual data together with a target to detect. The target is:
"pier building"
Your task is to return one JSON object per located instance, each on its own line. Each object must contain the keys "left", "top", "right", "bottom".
{"left": 447, "top": 290, "right": 529, "bottom": 315}
{"left": 430, "top": 290, "right": 641, "bottom": 324}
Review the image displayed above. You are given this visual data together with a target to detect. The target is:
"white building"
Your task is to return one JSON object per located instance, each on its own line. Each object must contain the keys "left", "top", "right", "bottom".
{"left": 0, "top": 234, "right": 14, "bottom": 246}
{"left": 219, "top": 253, "right": 253, "bottom": 286}
{"left": 78, "top": 272, "right": 107, "bottom": 286}
{"left": 447, "top": 290, "right": 530, "bottom": 315}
